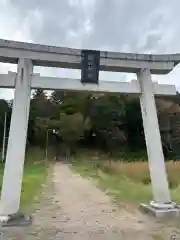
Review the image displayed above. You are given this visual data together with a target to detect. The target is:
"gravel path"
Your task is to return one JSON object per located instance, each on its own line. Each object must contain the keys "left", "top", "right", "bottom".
{"left": 0, "top": 163, "right": 180, "bottom": 239}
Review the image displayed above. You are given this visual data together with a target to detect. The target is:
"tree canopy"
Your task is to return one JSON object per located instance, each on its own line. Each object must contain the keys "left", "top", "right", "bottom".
{"left": 1, "top": 89, "right": 180, "bottom": 158}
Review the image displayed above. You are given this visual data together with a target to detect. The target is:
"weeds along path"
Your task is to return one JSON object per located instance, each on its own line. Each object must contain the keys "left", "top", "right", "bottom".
{"left": 1, "top": 163, "right": 180, "bottom": 239}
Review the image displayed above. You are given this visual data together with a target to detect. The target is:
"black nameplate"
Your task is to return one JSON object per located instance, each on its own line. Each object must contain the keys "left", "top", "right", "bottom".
{"left": 81, "top": 50, "right": 100, "bottom": 84}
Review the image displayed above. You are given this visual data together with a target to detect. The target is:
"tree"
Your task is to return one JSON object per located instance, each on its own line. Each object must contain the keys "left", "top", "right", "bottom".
{"left": 88, "top": 93, "right": 126, "bottom": 152}
{"left": 58, "top": 112, "right": 90, "bottom": 153}
{"left": 0, "top": 100, "right": 11, "bottom": 145}
{"left": 122, "top": 97, "right": 145, "bottom": 150}
{"left": 29, "top": 89, "right": 53, "bottom": 146}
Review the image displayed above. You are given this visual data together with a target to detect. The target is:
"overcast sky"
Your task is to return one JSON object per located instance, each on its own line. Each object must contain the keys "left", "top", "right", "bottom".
{"left": 0, "top": 0, "right": 180, "bottom": 99}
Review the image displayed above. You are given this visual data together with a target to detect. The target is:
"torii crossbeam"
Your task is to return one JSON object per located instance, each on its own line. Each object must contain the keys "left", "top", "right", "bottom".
{"left": 0, "top": 39, "right": 180, "bottom": 225}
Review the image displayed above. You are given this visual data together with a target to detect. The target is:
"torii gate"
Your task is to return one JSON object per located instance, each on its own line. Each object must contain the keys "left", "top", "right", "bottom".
{"left": 0, "top": 39, "right": 179, "bottom": 223}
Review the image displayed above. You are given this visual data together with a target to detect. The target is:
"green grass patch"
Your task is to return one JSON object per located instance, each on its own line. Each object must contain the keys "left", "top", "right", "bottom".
{"left": 21, "top": 162, "right": 47, "bottom": 210}
{"left": 0, "top": 147, "right": 49, "bottom": 210}
{"left": 71, "top": 152, "right": 180, "bottom": 207}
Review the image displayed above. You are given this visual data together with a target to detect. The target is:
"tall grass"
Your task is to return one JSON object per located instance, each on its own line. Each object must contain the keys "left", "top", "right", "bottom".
{"left": 72, "top": 152, "right": 180, "bottom": 206}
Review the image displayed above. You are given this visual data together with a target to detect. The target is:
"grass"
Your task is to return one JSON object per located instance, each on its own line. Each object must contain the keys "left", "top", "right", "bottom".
{"left": 0, "top": 147, "right": 49, "bottom": 210}
{"left": 71, "top": 151, "right": 180, "bottom": 207}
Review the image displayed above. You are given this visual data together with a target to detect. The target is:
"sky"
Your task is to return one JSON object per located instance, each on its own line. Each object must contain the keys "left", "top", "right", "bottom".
{"left": 0, "top": 0, "right": 180, "bottom": 99}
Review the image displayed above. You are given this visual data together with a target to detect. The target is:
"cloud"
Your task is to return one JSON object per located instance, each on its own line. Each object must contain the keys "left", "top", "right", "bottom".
{"left": 0, "top": 0, "right": 34, "bottom": 99}
{"left": 0, "top": 0, "right": 180, "bottom": 99}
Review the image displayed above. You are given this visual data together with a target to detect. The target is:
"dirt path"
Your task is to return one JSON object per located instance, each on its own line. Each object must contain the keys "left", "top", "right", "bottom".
{"left": 1, "top": 163, "right": 180, "bottom": 239}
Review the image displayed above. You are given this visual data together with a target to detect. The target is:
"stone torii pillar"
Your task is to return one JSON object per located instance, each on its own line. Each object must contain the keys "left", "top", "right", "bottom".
{"left": 137, "top": 68, "right": 178, "bottom": 216}
{"left": 0, "top": 59, "right": 33, "bottom": 224}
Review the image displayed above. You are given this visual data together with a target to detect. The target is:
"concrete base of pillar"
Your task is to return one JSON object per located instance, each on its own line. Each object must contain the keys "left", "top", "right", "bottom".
{"left": 140, "top": 203, "right": 180, "bottom": 217}
{"left": 0, "top": 213, "right": 32, "bottom": 227}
